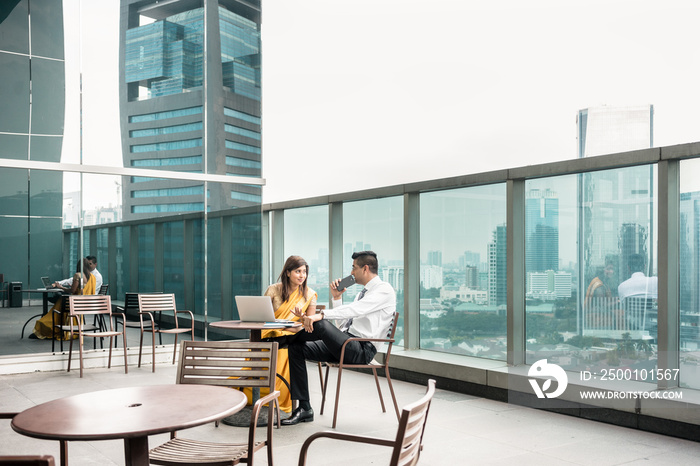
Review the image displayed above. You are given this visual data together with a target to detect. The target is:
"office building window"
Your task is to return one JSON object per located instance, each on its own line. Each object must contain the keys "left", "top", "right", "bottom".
{"left": 129, "top": 106, "right": 203, "bottom": 123}
{"left": 131, "top": 138, "right": 202, "bottom": 153}
{"left": 130, "top": 122, "right": 202, "bottom": 138}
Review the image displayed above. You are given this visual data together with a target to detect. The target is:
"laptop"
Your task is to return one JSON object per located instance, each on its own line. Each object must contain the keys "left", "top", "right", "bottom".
{"left": 39, "top": 276, "right": 52, "bottom": 290}
{"left": 235, "top": 296, "right": 299, "bottom": 326}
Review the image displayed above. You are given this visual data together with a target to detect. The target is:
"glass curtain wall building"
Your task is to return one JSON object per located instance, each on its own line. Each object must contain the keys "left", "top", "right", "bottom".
{"left": 0, "top": 0, "right": 65, "bottom": 291}
{"left": 120, "top": 0, "right": 261, "bottom": 220}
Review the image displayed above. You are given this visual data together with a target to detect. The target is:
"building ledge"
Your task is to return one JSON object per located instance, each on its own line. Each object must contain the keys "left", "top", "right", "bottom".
{"left": 386, "top": 348, "right": 700, "bottom": 441}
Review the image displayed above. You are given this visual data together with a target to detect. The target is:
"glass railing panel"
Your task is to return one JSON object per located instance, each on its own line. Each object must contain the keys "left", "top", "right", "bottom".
{"left": 283, "top": 206, "right": 330, "bottom": 307}
{"left": 163, "top": 220, "right": 185, "bottom": 306}
{"left": 526, "top": 166, "right": 658, "bottom": 379}
{"left": 137, "top": 223, "right": 155, "bottom": 292}
{"left": 419, "top": 184, "right": 507, "bottom": 359}
{"left": 342, "top": 197, "right": 404, "bottom": 345}
{"left": 679, "top": 159, "right": 700, "bottom": 389}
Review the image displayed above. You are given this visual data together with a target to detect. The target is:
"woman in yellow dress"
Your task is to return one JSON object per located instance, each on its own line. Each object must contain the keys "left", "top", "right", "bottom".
{"left": 260, "top": 255, "right": 317, "bottom": 413}
{"left": 32, "top": 258, "right": 96, "bottom": 339}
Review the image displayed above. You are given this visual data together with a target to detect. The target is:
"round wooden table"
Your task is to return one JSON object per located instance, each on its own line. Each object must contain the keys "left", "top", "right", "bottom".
{"left": 11, "top": 384, "right": 248, "bottom": 466}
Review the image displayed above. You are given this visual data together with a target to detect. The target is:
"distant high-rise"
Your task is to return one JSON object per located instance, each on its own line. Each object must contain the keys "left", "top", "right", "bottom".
{"left": 119, "top": 0, "right": 261, "bottom": 219}
{"left": 577, "top": 105, "right": 654, "bottom": 289}
{"left": 525, "top": 188, "right": 559, "bottom": 273}
{"left": 680, "top": 192, "right": 700, "bottom": 315}
{"left": 488, "top": 225, "right": 507, "bottom": 306}
{"left": 577, "top": 105, "right": 653, "bottom": 159}
{"left": 427, "top": 250, "right": 442, "bottom": 267}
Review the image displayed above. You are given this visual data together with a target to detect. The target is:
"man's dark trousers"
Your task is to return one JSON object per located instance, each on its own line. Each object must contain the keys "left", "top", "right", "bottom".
{"left": 288, "top": 319, "right": 376, "bottom": 401}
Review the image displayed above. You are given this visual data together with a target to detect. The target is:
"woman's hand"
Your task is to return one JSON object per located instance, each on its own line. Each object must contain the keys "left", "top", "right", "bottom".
{"left": 290, "top": 305, "right": 305, "bottom": 319}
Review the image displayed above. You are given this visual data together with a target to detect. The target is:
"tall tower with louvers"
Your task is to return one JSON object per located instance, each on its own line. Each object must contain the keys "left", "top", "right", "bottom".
{"left": 525, "top": 188, "right": 559, "bottom": 273}
{"left": 119, "top": 0, "right": 261, "bottom": 219}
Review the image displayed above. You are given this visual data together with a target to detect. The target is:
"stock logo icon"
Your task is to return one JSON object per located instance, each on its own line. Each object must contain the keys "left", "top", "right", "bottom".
{"left": 528, "top": 359, "right": 568, "bottom": 399}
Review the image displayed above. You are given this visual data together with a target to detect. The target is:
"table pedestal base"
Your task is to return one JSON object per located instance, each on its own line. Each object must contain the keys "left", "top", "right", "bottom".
{"left": 221, "top": 406, "right": 289, "bottom": 427}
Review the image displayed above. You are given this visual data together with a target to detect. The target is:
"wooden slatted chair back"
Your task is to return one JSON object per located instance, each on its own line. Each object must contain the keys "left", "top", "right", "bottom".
{"left": 177, "top": 340, "right": 278, "bottom": 395}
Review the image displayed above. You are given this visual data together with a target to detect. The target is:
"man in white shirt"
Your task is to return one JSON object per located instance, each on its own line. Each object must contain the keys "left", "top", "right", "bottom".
{"left": 282, "top": 251, "right": 396, "bottom": 426}
{"left": 618, "top": 253, "right": 657, "bottom": 301}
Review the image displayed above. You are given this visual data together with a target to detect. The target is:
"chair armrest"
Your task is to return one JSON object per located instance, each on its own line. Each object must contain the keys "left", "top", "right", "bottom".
{"left": 0, "top": 412, "right": 20, "bottom": 419}
{"left": 298, "top": 431, "right": 394, "bottom": 465}
{"left": 174, "top": 309, "right": 194, "bottom": 319}
{"left": 337, "top": 336, "right": 394, "bottom": 362}
{"left": 249, "top": 390, "right": 280, "bottom": 443}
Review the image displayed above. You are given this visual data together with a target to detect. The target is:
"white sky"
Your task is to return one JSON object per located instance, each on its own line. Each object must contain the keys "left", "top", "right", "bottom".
{"left": 61, "top": 0, "right": 700, "bottom": 209}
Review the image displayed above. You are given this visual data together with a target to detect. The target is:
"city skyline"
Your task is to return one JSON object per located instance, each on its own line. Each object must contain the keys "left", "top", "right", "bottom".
{"left": 58, "top": 1, "right": 700, "bottom": 212}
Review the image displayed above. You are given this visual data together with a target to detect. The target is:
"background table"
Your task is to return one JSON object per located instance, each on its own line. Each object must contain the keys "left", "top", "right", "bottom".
{"left": 209, "top": 320, "right": 300, "bottom": 342}
{"left": 11, "top": 384, "right": 247, "bottom": 466}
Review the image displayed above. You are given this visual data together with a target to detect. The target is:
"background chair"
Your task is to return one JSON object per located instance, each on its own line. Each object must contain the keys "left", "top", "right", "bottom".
{"left": 317, "top": 311, "right": 400, "bottom": 428}
{"left": 299, "top": 379, "right": 436, "bottom": 466}
{"left": 137, "top": 293, "right": 193, "bottom": 371}
{"left": 113, "top": 292, "right": 162, "bottom": 348}
{"left": 65, "top": 295, "right": 128, "bottom": 377}
{"left": 0, "top": 274, "right": 6, "bottom": 308}
{"left": 1, "top": 412, "right": 58, "bottom": 465}
{"left": 149, "top": 340, "right": 280, "bottom": 466}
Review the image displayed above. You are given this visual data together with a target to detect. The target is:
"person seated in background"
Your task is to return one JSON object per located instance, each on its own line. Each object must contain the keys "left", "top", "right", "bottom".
{"left": 31, "top": 258, "right": 96, "bottom": 339}
{"left": 618, "top": 253, "right": 657, "bottom": 331}
{"left": 50, "top": 255, "right": 102, "bottom": 301}
{"left": 618, "top": 253, "right": 657, "bottom": 301}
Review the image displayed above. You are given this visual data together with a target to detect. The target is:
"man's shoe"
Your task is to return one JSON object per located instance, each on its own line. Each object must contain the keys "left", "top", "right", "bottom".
{"left": 281, "top": 407, "right": 314, "bottom": 426}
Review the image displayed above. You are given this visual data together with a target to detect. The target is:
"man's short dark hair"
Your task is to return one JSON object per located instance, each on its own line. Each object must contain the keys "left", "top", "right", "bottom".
{"left": 352, "top": 250, "right": 378, "bottom": 274}
{"left": 86, "top": 255, "right": 97, "bottom": 263}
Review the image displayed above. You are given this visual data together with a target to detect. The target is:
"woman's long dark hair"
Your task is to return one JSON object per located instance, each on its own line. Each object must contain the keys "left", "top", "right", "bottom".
{"left": 278, "top": 255, "right": 309, "bottom": 303}
{"left": 76, "top": 257, "right": 92, "bottom": 279}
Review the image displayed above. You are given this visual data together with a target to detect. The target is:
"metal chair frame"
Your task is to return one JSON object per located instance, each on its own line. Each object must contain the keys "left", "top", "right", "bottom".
{"left": 137, "top": 293, "right": 193, "bottom": 372}
{"left": 65, "top": 295, "right": 128, "bottom": 377}
{"left": 299, "top": 379, "right": 436, "bottom": 466}
{"left": 317, "top": 311, "right": 401, "bottom": 428}
{"left": 149, "top": 340, "right": 280, "bottom": 466}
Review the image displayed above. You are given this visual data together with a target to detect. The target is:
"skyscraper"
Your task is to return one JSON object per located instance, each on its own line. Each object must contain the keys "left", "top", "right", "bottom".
{"left": 577, "top": 105, "right": 654, "bottom": 288}
{"left": 488, "top": 224, "right": 507, "bottom": 306}
{"left": 525, "top": 188, "right": 559, "bottom": 272}
{"left": 680, "top": 192, "right": 700, "bottom": 315}
{"left": 119, "top": 0, "right": 262, "bottom": 219}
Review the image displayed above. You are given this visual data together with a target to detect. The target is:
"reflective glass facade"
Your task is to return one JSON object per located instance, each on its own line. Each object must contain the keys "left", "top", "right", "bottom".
{"left": 0, "top": 0, "right": 64, "bottom": 290}
{"left": 419, "top": 185, "right": 507, "bottom": 359}
{"left": 120, "top": 0, "right": 262, "bottom": 219}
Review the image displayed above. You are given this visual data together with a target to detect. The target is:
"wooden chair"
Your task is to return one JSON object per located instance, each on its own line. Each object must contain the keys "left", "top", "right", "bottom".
{"left": 137, "top": 293, "right": 193, "bottom": 371}
{"left": 299, "top": 379, "right": 436, "bottom": 466}
{"left": 0, "top": 413, "right": 58, "bottom": 465}
{"left": 317, "top": 311, "right": 400, "bottom": 428}
{"left": 65, "top": 295, "right": 128, "bottom": 377}
{"left": 113, "top": 292, "right": 162, "bottom": 348}
{"left": 149, "top": 340, "right": 280, "bottom": 466}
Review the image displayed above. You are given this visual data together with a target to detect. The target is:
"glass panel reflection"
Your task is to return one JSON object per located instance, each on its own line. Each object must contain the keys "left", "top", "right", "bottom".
{"left": 419, "top": 184, "right": 507, "bottom": 359}
{"left": 526, "top": 167, "right": 658, "bottom": 378}
{"left": 283, "top": 206, "right": 329, "bottom": 307}
{"left": 680, "top": 159, "right": 700, "bottom": 389}
{"left": 342, "top": 197, "right": 403, "bottom": 345}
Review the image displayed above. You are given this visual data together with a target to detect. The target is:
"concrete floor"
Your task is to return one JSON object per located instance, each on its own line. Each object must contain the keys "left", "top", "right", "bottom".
{"left": 2, "top": 306, "right": 700, "bottom": 465}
